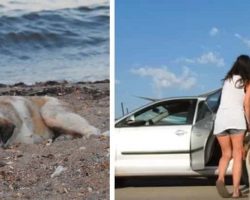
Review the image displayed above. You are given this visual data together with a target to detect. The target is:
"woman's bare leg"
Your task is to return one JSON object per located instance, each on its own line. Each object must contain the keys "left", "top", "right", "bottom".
{"left": 230, "top": 132, "right": 244, "bottom": 197}
{"left": 217, "top": 134, "right": 232, "bottom": 183}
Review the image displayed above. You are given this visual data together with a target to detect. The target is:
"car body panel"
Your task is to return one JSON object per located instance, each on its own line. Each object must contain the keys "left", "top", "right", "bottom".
{"left": 115, "top": 125, "right": 192, "bottom": 176}
{"left": 191, "top": 113, "right": 215, "bottom": 170}
{"left": 191, "top": 89, "right": 221, "bottom": 170}
{"left": 117, "top": 125, "right": 191, "bottom": 154}
{"left": 115, "top": 89, "right": 231, "bottom": 177}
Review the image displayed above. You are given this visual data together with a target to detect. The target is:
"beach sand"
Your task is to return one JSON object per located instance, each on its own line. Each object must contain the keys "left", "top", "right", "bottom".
{"left": 0, "top": 80, "right": 109, "bottom": 199}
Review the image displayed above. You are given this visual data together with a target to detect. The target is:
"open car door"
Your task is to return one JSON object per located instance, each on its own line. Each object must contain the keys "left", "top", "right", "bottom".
{"left": 190, "top": 89, "right": 221, "bottom": 170}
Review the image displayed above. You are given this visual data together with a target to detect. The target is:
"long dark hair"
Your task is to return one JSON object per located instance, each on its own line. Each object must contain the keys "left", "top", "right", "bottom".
{"left": 223, "top": 55, "right": 250, "bottom": 88}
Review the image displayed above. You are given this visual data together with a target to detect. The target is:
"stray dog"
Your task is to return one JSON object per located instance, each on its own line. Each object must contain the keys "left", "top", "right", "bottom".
{"left": 0, "top": 96, "right": 100, "bottom": 148}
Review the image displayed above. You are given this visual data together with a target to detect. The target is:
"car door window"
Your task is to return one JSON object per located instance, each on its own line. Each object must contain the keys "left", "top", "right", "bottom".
{"left": 195, "top": 89, "right": 222, "bottom": 123}
{"left": 116, "top": 99, "right": 197, "bottom": 127}
{"left": 196, "top": 101, "right": 212, "bottom": 122}
{"left": 206, "top": 89, "right": 221, "bottom": 113}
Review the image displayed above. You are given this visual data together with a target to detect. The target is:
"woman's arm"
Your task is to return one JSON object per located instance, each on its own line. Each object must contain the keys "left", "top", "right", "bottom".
{"left": 244, "top": 83, "right": 250, "bottom": 127}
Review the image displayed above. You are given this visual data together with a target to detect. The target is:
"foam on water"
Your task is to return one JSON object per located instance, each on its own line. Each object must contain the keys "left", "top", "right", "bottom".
{"left": 0, "top": 0, "right": 109, "bottom": 16}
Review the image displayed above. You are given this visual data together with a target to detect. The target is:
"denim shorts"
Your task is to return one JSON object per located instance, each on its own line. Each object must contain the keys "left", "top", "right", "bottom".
{"left": 217, "top": 129, "right": 246, "bottom": 136}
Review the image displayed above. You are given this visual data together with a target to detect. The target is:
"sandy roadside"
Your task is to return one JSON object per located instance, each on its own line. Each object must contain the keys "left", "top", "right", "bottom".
{"left": 0, "top": 80, "right": 110, "bottom": 200}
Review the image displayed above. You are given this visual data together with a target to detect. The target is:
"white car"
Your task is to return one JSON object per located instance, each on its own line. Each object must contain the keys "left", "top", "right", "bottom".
{"left": 115, "top": 89, "right": 248, "bottom": 181}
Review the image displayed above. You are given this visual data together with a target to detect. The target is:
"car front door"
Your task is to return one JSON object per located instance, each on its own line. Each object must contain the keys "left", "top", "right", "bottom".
{"left": 190, "top": 89, "right": 221, "bottom": 170}
{"left": 115, "top": 98, "right": 197, "bottom": 175}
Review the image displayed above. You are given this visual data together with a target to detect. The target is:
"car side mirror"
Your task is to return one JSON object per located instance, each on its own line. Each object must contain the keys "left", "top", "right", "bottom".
{"left": 126, "top": 115, "right": 135, "bottom": 123}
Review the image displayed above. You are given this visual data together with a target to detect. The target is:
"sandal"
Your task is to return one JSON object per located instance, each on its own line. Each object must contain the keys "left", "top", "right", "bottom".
{"left": 232, "top": 191, "right": 246, "bottom": 199}
{"left": 216, "top": 180, "right": 231, "bottom": 198}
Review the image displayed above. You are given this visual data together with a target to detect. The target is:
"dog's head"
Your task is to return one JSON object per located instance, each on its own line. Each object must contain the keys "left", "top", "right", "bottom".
{"left": 0, "top": 119, "right": 15, "bottom": 147}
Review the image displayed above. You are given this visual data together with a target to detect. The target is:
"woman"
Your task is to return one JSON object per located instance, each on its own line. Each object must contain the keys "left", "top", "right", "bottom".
{"left": 214, "top": 55, "right": 250, "bottom": 198}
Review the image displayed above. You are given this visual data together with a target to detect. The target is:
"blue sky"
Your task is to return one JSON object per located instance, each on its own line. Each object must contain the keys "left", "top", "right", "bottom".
{"left": 115, "top": 0, "right": 250, "bottom": 118}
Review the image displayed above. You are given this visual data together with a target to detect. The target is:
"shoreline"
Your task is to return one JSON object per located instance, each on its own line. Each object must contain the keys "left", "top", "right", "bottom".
{"left": 0, "top": 79, "right": 109, "bottom": 88}
{"left": 0, "top": 79, "right": 110, "bottom": 97}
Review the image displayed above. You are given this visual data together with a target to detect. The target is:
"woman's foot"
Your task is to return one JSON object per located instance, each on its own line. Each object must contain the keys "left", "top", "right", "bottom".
{"left": 215, "top": 180, "right": 231, "bottom": 198}
{"left": 232, "top": 190, "right": 242, "bottom": 198}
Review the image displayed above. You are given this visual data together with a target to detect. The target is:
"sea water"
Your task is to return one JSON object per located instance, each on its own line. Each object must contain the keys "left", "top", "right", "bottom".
{"left": 0, "top": 0, "right": 109, "bottom": 84}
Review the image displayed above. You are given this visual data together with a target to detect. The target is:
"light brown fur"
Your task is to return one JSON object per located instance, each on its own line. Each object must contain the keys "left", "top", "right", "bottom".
{"left": 0, "top": 96, "right": 100, "bottom": 148}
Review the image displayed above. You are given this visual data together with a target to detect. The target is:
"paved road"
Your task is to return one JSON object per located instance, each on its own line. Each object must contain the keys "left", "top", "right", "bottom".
{"left": 115, "top": 177, "right": 249, "bottom": 200}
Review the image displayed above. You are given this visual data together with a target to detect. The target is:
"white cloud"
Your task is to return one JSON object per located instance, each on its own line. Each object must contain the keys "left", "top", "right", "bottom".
{"left": 131, "top": 66, "right": 197, "bottom": 97}
{"left": 209, "top": 27, "right": 219, "bottom": 36}
{"left": 197, "top": 52, "right": 225, "bottom": 66}
{"left": 235, "top": 33, "right": 250, "bottom": 48}
{"left": 177, "top": 52, "right": 225, "bottom": 67}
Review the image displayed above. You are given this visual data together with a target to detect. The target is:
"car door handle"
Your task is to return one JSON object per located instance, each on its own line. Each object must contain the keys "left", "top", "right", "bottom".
{"left": 175, "top": 130, "right": 187, "bottom": 136}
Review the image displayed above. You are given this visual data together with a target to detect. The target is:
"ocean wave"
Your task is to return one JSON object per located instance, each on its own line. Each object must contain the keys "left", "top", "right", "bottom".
{"left": 77, "top": 5, "right": 109, "bottom": 12}
{"left": 0, "top": 1, "right": 109, "bottom": 84}
{"left": 0, "top": 5, "right": 109, "bottom": 50}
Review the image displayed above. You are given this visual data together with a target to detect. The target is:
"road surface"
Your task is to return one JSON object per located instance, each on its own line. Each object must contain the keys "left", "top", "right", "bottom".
{"left": 115, "top": 177, "right": 249, "bottom": 200}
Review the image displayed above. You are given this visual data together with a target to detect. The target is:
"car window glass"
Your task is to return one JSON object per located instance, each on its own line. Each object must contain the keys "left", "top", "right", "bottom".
{"left": 206, "top": 89, "right": 221, "bottom": 113}
{"left": 196, "top": 101, "right": 212, "bottom": 122}
{"left": 116, "top": 99, "right": 197, "bottom": 127}
{"left": 135, "top": 105, "right": 167, "bottom": 121}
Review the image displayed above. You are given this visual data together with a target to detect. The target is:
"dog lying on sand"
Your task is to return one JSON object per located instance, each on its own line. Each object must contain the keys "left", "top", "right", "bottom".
{"left": 0, "top": 96, "right": 100, "bottom": 148}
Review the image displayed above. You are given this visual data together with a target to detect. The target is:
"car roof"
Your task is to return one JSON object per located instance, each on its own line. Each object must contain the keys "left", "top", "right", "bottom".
{"left": 137, "top": 88, "right": 221, "bottom": 104}
{"left": 198, "top": 88, "right": 222, "bottom": 98}
{"left": 116, "top": 88, "right": 221, "bottom": 121}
